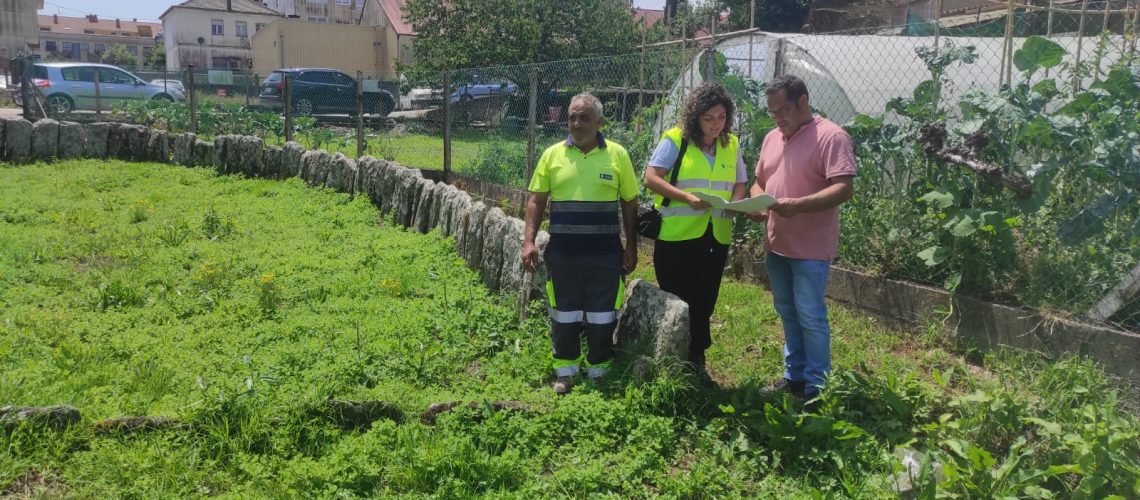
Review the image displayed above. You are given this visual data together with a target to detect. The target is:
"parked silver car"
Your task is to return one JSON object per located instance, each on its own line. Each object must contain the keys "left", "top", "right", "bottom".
{"left": 150, "top": 79, "right": 187, "bottom": 94}
{"left": 30, "top": 62, "right": 186, "bottom": 113}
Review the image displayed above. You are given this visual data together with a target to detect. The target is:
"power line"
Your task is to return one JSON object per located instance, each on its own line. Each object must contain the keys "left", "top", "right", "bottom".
{"left": 41, "top": 1, "right": 91, "bottom": 16}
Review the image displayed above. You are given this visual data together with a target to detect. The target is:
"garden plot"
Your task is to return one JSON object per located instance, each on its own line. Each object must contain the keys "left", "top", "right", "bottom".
{"left": 1, "top": 160, "right": 1137, "bottom": 497}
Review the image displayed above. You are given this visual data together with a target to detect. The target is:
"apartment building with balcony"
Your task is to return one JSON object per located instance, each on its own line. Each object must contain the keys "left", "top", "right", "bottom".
{"left": 36, "top": 14, "right": 161, "bottom": 65}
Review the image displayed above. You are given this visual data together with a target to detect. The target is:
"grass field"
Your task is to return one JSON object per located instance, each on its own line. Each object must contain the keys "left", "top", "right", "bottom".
{"left": 1, "top": 160, "right": 1137, "bottom": 497}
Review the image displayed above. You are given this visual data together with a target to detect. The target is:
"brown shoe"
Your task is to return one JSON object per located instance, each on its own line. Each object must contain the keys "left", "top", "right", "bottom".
{"left": 552, "top": 376, "right": 573, "bottom": 395}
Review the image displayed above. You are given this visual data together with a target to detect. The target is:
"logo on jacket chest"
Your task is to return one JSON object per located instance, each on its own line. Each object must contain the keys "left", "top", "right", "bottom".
{"left": 599, "top": 173, "right": 613, "bottom": 181}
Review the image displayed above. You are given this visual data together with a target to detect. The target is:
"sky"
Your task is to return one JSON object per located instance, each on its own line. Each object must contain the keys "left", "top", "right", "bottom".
{"left": 39, "top": 0, "right": 669, "bottom": 23}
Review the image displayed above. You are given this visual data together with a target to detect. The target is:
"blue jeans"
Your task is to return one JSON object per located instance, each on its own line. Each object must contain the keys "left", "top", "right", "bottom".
{"left": 765, "top": 252, "right": 831, "bottom": 396}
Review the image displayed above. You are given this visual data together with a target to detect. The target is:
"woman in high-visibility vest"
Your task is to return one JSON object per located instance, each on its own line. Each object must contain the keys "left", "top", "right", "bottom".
{"left": 643, "top": 83, "right": 747, "bottom": 381}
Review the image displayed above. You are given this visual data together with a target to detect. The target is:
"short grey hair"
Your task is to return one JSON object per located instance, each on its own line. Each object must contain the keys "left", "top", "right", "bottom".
{"left": 569, "top": 93, "right": 604, "bottom": 118}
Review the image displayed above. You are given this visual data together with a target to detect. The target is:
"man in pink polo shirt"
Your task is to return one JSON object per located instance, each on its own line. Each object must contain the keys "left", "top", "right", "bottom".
{"left": 748, "top": 75, "right": 856, "bottom": 407}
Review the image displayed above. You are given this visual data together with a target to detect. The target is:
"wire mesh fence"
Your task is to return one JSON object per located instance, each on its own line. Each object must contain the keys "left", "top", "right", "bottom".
{"left": 8, "top": 1, "right": 1137, "bottom": 334}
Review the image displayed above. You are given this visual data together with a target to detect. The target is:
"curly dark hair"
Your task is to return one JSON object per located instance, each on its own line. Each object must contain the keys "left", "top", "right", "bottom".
{"left": 679, "top": 82, "right": 736, "bottom": 147}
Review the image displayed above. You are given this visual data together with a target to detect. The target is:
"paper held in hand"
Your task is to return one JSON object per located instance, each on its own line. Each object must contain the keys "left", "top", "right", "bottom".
{"left": 692, "top": 192, "right": 778, "bottom": 213}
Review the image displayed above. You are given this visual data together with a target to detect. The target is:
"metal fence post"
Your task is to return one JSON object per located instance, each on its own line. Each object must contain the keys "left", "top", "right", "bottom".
{"left": 934, "top": 0, "right": 943, "bottom": 55}
{"left": 19, "top": 57, "right": 33, "bottom": 120}
{"left": 94, "top": 66, "right": 102, "bottom": 115}
{"left": 443, "top": 68, "right": 452, "bottom": 180}
{"left": 638, "top": 28, "right": 646, "bottom": 113}
{"left": 283, "top": 72, "right": 293, "bottom": 143}
{"left": 187, "top": 65, "right": 197, "bottom": 134}
{"left": 1075, "top": 0, "right": 1090, "bottom": 93}
{"left": 747, "top": 0, "right": 755, "bottom": 79}
{"left": 525, "top": 66, "right": 538, "bottom": 185}
{"left": 356, "top": 70, "right": 365, "bottom": 158}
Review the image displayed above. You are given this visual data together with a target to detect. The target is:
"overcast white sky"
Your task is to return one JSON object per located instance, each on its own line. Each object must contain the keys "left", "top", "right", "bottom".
{"left": 39, "top": 0, "right": 669, "bottom": 23}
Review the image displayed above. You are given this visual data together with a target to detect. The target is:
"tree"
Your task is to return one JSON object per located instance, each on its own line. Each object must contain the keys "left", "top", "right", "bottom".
{"left": 403, "top": 0, "right": 642, "bottom": 76}
{"left": 717, "top": 0, "right": 810, "bottom": 33}
{"left": 145, "top": 39, "right": 166, "bottom": 69}
{"left": 101, "top": 45, "right": 139, "bottom": 68}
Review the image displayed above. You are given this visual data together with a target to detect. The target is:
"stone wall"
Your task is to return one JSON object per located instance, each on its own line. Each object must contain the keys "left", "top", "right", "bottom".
{"left": 0, "top": 117, "right": 690, "bottom": 366}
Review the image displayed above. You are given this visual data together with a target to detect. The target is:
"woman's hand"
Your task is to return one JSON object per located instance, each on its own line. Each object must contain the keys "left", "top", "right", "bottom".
{"left": 687, "top": 194, "right": 711, "bottom": 210}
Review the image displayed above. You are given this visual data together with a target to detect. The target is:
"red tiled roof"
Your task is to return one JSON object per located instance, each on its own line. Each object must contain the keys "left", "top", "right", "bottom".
{"left": 633, "top": 8, "right": 665, "bottom": 28}
{"left": 38, "top": 14, "right": 161, "bottom": 37}
{"left": 378, "top": 0, "right": 414, "bottom": 36}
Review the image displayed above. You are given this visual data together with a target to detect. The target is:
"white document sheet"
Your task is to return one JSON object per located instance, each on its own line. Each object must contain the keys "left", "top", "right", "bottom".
{"left": 692, "top": 192, "right": 778, "bottom": 212}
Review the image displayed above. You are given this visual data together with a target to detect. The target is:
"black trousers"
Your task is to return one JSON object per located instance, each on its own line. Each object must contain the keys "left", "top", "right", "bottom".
{"left": 545, "top": 250, "right": 623, "bottom": 376}
{"left": 654, "top": 224, "right": 729, "bottom": 355}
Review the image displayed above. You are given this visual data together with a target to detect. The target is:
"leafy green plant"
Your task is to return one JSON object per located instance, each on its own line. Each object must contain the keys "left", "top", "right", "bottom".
{"left": 127, "top": 199, "right": 151, "bottom": 224}
{"left": 460, "top": 140, "right": 528, "bottom": 186}
{"left": 157, "top": 218, "right": 191, "bottom": 247}
{"left": 202, "top": 207, "right": 236, "bottom": 241}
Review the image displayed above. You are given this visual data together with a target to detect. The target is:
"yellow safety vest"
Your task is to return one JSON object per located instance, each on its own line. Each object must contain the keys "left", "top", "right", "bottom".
{"left": 653, "top": 127, "right": 737, "bottom": 244}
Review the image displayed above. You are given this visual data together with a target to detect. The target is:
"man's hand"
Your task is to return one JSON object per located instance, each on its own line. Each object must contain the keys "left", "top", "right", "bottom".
{"left": 746, "top": 210, "right": 769, "bottom": 222}
{"left": 687, "top": 194, "right": 711, "bottom": 210}
{"left": 522, "top": 241, "right": 539, "bottom": 273}
{"left": 769, "top": 198, "right": 802, "bottom": 218}
{"left": 622, "top": 245, "right": 638, "bottom": 274}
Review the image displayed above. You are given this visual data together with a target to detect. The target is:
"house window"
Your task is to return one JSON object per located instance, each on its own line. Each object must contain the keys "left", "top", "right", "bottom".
{"left": 235, "top": 21, "right": 248, "bottom": 38}
{"left": 212, "top": 56, "right": 237, "bottom": 69}
{"left": 84, "top": 29, "right": 95, "bottom": 34}
{"left": 307, "top": 0, "right": 326, "bottom": 3}
{"left": 127, "top": 45, "right": 138, "bottom": 55}
{"left": 335, "top": 0, "right": 350, "bottom": 4}
{"left": 45, "top": 40, "right": 57, "bottom": 52}
{"left": 255, "top": 23, "right": 266, "bottom": 33}
{"left": 211, "top": 19, "right": 224, "bottom": 35}
{"left": 95, "top": 44, "right": 105, "bottom": 54}
{"left": 307, "top": 16, "right": 327, "bottom": 22}
{"left": 39, "top": 27, "right": 50, "bottom": 31}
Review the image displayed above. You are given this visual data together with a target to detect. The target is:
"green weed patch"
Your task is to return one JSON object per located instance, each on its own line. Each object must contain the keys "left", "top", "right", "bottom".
{"left": 1, "top": 160, "right": 1136, "bottom": 497}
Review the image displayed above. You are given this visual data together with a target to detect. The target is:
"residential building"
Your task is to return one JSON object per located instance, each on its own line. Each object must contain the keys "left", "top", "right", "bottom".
{"left": 360, "top": 0, "right": 414, "bottom": 69}
{"left": 35, "top": 14, "right": 161, "bottom": 66}
{"left": 633, "top": 8, "right": 665, "bottom": 29}
{"left": 251, "top": 18, "right": 393, "bottom": 77}
{"left": 1, "top": 0, "right": 42, "bottom": 73}
{"left": 263, "top": 0, "right": 365, "bottom": 24}
{"left": 160, "top": 0, "right": 281, "bottom": 70}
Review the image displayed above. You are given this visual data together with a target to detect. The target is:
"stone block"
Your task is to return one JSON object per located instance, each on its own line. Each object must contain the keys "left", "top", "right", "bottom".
{"left": 264, "top": 145, "right": 283, "bottom": 178}
{"left": 463, "top": 202, "right": 488, "bottom": 270}
{"left": 480, "top": 207, "right": 508, "bottom": 291}
{"left": 146, "top": 130, "right": 170, "bottom": 163}
{"left": 3, "top": 118, "right": 33, "bottom": 163}
{"left": 282, "top": 141, "right": 305, "bottom": 178}
{"left": 413, "top": 179, "right": 438, "bottom": 233}
{"left": 57, "top": 121, "right": 86, "bottom": 160}
{"left": 499, "top": 217, "right": 526, "bottom": 293}
{"left": 82, "top": 122, "right": 110, "bottom": 159}
{"left": 172, "top": 132, "right": 195, "bottom": 166}
{"left": 124, "top": 125, "right": 149, "bottom": 162}
{"left": 616, "top": 279, "right": 690, "bottom": 362}
{"left": 193, "top": 139, "right": 214, "bottom": 168}
{"left": 31, "top": 118, "right": 60, "bottom": 161}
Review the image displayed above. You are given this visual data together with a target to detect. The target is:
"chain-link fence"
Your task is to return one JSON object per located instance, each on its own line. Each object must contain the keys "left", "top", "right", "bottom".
{"left": 8, "top": 1, "right": 1137, "bottom": 333}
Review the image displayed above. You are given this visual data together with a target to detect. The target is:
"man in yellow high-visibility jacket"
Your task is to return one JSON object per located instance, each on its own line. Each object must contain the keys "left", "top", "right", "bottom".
{"left": 522, "top": 93, "right": 640, "bottom": 395}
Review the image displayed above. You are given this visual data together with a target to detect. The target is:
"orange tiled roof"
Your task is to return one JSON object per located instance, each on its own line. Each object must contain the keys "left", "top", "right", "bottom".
{"left": 38, "top": 14, "right": 161, "bottom": 38}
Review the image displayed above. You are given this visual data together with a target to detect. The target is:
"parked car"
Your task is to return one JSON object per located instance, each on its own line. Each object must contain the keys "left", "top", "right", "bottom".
{"left": 29, "top": 62, "right": 186, "bottom": 113}
{"left": 450, "top": 76, "right": 518, "bottom": 104}
{"left": 150, "top": 79, "right": 186, "bottom": 94}
{"left": 258, "top": 68, "right": 394, "bottom": 117}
